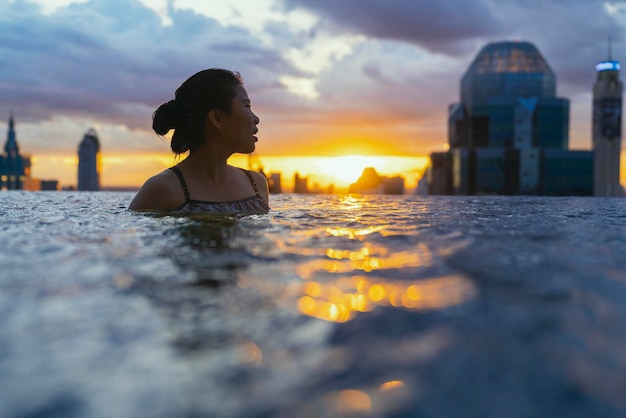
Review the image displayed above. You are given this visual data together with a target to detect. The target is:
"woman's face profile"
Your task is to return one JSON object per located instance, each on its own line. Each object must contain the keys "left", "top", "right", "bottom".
{"left": 220, "top": 85, "right": 260, "bottom": 154}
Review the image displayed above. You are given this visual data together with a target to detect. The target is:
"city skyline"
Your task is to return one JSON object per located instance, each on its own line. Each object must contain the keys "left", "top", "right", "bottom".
{"left": 1, "top": 0, "right": 625, "bottom": 188}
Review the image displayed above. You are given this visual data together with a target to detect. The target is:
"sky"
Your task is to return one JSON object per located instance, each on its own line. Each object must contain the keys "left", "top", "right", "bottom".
{"left": 1, "top": 0, "right": 625, "bottom": 189}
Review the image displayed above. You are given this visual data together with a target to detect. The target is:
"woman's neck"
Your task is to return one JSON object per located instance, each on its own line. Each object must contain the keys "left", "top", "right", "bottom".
{"left": 181, "top": 147, "right": 232, "bottom": 182}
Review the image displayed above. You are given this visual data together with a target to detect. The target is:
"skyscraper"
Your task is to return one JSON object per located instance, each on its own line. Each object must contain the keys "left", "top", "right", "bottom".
{"left": 1, "top": 115, "right": 27, "bottom": 190}
{"left": 429, "top": 41, "right": 593, "bottom": 196}
{"left": 592, "top": 48, "right": 623, "bottom": 197}
{"left": 77, "top": 128, "right": 101, "bottom": 191}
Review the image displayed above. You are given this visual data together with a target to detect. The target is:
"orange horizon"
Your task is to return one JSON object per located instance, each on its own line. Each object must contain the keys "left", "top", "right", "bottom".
{"left": 29, "top": 151, "right": 431, "bottom": 191}
{"left": 27, "top": 149, "right": 626, "bottom": 192}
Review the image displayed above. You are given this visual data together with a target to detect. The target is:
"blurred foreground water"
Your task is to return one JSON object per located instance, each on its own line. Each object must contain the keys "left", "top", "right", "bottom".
{"left": 1, "top": 192, "right": 626, "bottom": 418}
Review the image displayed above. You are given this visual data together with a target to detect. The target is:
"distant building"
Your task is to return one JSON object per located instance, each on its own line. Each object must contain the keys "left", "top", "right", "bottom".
{"left": 428, "top": 41, "right": 593, "bottom": 196}
{"left": 293, "top": 173, "right": 308, "bottom": 194}
{"left": 1, "top": 115, "right": 29, "bottom": 190}
{"left": 593, "top": 51, "right": 623, "bottom": 197}
{"left": 268, "top": 172, "right": 282, "bottom": 194}
{"left": 77, "top": 128, "right": 101, "bottom": 191}
{"left": 415, "top": 171, "right": 430, "bottom": 195}
{"left": 41, "top": 180, "right": 59, "bottom": 191}
{"left": 349, "top": 167, "right": 405, "bottom": 195}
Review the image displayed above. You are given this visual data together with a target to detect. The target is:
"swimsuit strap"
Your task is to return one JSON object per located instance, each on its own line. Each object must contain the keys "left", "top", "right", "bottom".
{"left": 170, "top": 166, "right": 260, "bottom": 202}
{"left": 239, "top": 168, "right": 261, "bottom": 197}
{"left": 169, "top": 166, "right": 191, "bottom": 203}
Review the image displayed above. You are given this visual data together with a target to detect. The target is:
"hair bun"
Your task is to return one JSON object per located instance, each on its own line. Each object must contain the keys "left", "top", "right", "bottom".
{"left": 152, "top": 99, "right": 184, "bottom": 135}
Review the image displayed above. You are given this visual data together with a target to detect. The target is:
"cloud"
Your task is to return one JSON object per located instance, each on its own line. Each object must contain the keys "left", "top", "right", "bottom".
{"left": 0, "top": 0, "right": 297, "bottom": 134}
{"left": 484, "top": 0, "right": 626, "bottom": 93}
{"left": 279, "top": 0, "right": 505, "bottom": 55}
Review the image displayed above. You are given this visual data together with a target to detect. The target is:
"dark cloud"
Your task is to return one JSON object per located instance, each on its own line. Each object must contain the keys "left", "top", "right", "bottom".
{"left": 279, "top": 0, "right": 505, "bottom": 55}
{"left": 482, "top": 0, "right": 626, "bottom": 95}
{"left": 279, "top": 0, "right": 626, "bottom": 86}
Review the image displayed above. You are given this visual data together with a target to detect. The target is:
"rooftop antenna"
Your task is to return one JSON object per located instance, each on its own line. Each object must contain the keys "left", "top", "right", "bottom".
{"left": 608, "top": 36, "right": 613, "bottom": 61}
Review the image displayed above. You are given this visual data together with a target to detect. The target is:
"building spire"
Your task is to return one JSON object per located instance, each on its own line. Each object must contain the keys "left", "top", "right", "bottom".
{"left": 608, "top": 36, "right": 613, "bottom": 61}
{"left": 5, "top": 114, "right": 19, "bottom": 155}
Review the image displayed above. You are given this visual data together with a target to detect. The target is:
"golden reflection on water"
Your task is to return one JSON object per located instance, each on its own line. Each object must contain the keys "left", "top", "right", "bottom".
{"left": 297, "top": 245, "right": 433, "bottom": 279}
{"left": 325, "top": 380, "right": 409, "bottom": 415}
{"left": 297, "top": 274, "right": 475, "bottom": 322}
{"left": 291, "top": 222, "right": 475, "bottom": 322}
{"left": 379, "top": 380, "right": 405, "bottom": 391}
{"left": 326, "top": 225, "right": 384, "bottom": 239}
{"left": 332, "top": 389, "right": 372, "bottom": 413}
{"left": 336, "top": 194, "right": 366, "bottom": 211}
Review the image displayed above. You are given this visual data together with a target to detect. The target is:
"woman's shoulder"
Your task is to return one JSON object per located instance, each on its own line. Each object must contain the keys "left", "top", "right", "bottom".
{"left": 238, "top": 168, "right": 269, "bottom": 201}
{"left": 128, "top": 169, "right": 185, "bottom": 211}
{"left": 143, "top": 169, "right": 181, "bottom": 190}
{"left": 248, "top": 169, "right": 268, "bottom": 184}
{"left": 232, "top": 166, "right": 264, "bottom": 184}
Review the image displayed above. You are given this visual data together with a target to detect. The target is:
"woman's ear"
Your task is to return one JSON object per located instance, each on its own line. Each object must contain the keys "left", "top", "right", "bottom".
{"left": 207, "top": 109, "right": 223, "bottom": 130}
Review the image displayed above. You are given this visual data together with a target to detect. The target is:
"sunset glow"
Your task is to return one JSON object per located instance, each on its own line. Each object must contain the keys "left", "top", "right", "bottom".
{"left": 26, "top": 150, "right": 626, "bottom": 192}
{"left": 27, "top": 151, "right": 430, "bottom": 191}
{"left": 313, "top": 155, "right": 398, "bottom": 184}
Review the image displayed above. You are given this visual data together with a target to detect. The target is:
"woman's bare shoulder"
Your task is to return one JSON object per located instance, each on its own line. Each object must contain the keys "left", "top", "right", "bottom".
{"left": 248, "top": 170, "right": 268, "bottom": 186}
{"left": 128, "top": 169, "right": 184, "bottom": 211}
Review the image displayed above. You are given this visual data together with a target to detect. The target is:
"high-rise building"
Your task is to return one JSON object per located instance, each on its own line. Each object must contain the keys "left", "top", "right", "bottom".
{"left": 592, "top": 49, "right": 623, "bottom": 197}
{"left": 77, "top": 128, "right": 101, "bottom": 191}
{"left": 1, "top": 115, "right": 28, "bottom": 190}
{"left": 428, "top": 41, "right": 593, "bottom": 196}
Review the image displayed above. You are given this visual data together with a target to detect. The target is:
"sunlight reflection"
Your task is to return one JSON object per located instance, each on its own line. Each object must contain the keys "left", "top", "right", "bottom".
{"left": 333, "top": 389, "right": 372, "bottom": 413}
{"left": 297, "top": 246, "right": 434, "bottom": 279}
{"left": 380, "top": 380, "right": 405, "bottom": 392}
{"left": 297, "top": 274, "right": 475, "bottom": 323}
{"left": 326, "top": 246, "right": 375, "bottom": 260}
{"left": 266, "top": 209, "right": 476, "bottom": 324}
{"left": 275, "top": 235, "right": 389, "bottom": 258}
{"left": 338, "top": 195, "right": 365, "bottom": 210}
{"left": 326, "top": 226, "right": 384, "bottom": 239}
{"left": 290, "top": 233, "right": 475, "bottom": 322}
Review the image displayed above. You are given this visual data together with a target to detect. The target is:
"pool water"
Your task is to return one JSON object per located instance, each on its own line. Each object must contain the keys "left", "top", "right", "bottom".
{"left": 1, "top": 192, "right": 626, "bottom": 417}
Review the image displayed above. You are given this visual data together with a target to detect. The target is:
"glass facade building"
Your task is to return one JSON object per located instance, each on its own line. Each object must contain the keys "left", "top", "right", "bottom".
{"left": 428, "top": 41, "right": 593, "bottom": 196}
{"left": 541, "top": 150, "right": 593, "bottom": 196}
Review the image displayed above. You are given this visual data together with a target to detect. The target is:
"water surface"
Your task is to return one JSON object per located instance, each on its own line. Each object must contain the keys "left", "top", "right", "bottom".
{"left": 1, "top": 192, "right": 626, "bottom": 417}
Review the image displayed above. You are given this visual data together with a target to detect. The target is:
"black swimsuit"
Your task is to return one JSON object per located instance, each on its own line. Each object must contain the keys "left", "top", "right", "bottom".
{"left": 170, "top": 166, "right": 269, "bottom": 214}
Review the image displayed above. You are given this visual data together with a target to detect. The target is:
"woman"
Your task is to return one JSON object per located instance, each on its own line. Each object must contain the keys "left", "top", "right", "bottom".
{"left": 129, "top": 69, "right": 269, "bottom": 213}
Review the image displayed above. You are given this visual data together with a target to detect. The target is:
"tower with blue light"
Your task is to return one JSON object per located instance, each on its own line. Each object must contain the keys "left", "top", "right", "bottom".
{"left": 593, "top": 42, "right": 623, "bottom": 197}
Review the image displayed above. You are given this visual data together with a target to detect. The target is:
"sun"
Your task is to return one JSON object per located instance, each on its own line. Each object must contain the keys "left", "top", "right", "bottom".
{"left": 313, "top": 155, "right": 386, "bottom": 185}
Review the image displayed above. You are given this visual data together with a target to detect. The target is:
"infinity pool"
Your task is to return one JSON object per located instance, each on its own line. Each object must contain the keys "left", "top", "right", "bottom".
{"left": 1, "top": 192, "right": 625, "bottom": 417}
